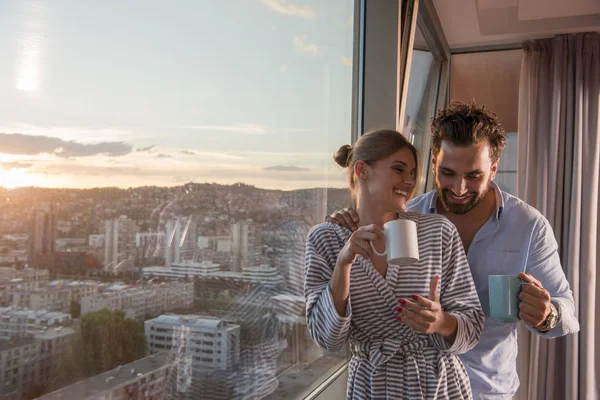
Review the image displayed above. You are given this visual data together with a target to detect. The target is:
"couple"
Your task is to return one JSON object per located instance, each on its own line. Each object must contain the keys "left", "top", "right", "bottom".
{"left": 304, "top": 102, "right": 580, "bottom": 399}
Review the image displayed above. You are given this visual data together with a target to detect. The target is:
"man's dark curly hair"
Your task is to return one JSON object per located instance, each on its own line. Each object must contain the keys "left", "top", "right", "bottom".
{"left": 431, "top": 102, "right": 507, "bottom": 162}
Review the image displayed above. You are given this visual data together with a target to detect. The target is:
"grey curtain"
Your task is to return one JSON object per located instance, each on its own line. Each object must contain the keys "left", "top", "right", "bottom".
{"left": 517, "top": 33, "right": 600, "bottom": 400}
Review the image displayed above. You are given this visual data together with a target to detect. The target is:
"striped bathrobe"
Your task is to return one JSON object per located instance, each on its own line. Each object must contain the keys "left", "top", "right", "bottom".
{"left": 305, "top": 211, "right": 484, "bottom": 399}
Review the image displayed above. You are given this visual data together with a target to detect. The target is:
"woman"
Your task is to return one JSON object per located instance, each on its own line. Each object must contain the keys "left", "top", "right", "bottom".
{"left": 304, "top": 129, "right": 484, "bottom": 399}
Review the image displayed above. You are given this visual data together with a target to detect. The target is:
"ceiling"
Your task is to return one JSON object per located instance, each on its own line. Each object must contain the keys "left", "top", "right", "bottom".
{"left": 433, "top": 0, "right": 600, "bottom": 49}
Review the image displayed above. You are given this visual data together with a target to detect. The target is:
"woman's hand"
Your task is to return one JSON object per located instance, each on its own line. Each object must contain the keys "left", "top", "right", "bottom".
{"left": 396, "top": 275, "right": 458, "bottom": 339}
{"left": 336, "top": 224, "right": 384, "bottom": 267}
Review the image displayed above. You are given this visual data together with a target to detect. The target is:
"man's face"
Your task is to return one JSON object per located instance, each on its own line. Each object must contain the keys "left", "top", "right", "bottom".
{"left": 431, "top": 140, "right": 498, "bottom": 215}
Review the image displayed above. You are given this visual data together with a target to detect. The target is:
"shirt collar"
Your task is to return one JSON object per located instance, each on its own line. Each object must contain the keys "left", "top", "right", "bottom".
{"left": 427, "top": 181, "right": 505, "bottom": 219}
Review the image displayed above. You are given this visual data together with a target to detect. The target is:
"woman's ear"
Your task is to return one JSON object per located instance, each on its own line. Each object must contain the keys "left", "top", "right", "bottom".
{"left": 354, "top": 161, "right": 367, "bottom": 180}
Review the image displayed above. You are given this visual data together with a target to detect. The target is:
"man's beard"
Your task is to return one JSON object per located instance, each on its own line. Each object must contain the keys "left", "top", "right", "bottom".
{"left": 435, "top": 182, "right": 490, "bottom": 215}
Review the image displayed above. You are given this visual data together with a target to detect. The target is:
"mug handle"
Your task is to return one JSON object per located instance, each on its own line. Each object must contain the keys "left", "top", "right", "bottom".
{"left": 369, "top": 241, "right": 387, "bottom": 257}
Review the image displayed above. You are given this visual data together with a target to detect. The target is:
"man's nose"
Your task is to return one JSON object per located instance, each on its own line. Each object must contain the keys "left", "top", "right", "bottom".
{"left": 452, "top": 178, "right": 467, "bottom": 195}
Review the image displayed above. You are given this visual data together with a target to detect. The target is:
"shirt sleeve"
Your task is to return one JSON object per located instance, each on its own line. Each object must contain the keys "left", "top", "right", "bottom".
{"left": 524, "top": 217, "right": 580, "bottom": 338}
{"left": 304, "top": 226, "right": 352, "bottom": 352}
{"left": 430, "top": 222, "right": 485, "bottom": 354}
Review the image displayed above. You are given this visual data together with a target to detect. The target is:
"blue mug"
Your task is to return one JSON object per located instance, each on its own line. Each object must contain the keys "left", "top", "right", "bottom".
{"left": 488, "top": 275, "right": 531, "bottom": 322}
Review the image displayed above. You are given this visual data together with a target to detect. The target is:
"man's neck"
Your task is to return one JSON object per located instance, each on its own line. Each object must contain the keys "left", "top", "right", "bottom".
{"left": 437, "top": 189, "right": 497, "bottom": 252}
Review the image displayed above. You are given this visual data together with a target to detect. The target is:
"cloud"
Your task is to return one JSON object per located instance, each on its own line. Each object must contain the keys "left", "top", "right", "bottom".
{"left": 180, "top": 150, "right": 196, "bottom": 155}
{"left": 0, "top": 161, "right": 32, "bottom": 169}
{"left": 136, "top": 145, "right": 155, "bottom": 152}
{"left": 280, "top": 64, "right": 288, "bottom": 72}
{"left": 181, "top": 124, "right": 267, "bottom": 135}
{"left": 0, "top": 133, "right": 132, "bottom": 158}
{"left": 342, "top": 56, "right": 352, "bottom": 66}
{"left": 259, "top": 0, "right": 315, "bottom": 18}
{"left": 156, "top": 154, "right": 173, "bottom": 159}
{"left": 293, "top": 35, "right": 319, "bottom": 56}
{"left": 263, "top": 165, "right": 310, "bottom": 172}
{"left": 173, "top": 176, "right": 193, "bottom": 183}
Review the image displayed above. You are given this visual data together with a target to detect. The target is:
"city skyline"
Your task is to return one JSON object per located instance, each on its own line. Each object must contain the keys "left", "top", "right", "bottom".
{"left": 0, "top": 0, "right": 353, "bottom": 190}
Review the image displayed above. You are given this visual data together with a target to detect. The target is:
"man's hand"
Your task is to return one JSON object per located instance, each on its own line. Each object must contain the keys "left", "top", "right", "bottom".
{"left": 325, "top": 208, "right": 359, "bottom": 231}
{"left": 517, "top": 272, "right": 552, "bottom": 328}
{"left": 396, "top": 276, "right": 457, "bottom": 339}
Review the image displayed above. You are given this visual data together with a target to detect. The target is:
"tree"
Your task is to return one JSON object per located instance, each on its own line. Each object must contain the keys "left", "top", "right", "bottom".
{"left": 53, "top": 309, "right": 146, "bottom": 390}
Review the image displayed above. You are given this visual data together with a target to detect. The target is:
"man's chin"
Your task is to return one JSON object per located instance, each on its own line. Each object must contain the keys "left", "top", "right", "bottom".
{"left": 441, "top": 197, "right": 476, "bottom": 214}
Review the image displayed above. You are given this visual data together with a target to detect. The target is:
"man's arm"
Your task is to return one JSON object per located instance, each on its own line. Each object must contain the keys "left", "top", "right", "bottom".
{"left": 519, "top": 217, "right": 580, "bottom": 338}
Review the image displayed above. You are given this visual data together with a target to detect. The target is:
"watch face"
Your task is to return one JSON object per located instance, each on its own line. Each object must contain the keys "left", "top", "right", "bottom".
{"left": 549, "top": 312, "right": 558, "bottom": 328}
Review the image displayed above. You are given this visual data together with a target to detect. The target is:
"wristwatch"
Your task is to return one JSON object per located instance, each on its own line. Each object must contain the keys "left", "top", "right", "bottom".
{"left": 537, "top": 303, "right": 559, "bottom": 332}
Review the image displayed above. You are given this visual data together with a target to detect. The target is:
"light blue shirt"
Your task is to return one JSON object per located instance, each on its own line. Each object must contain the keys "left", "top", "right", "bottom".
{"left": 408, "top": 182, "right": 580, "bottom": 399}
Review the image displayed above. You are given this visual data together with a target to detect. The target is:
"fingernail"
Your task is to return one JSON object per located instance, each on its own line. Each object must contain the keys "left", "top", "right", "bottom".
{"left": 353, "top": 217, "right": 359, "bottom": 222}
{"left": 397, "top": 307, "right": 404, "bottom": 312}
{"left": 411, "top": 295, "right": 419, "bottom": 301}
{"left": 435, "top": 275, "right": 439, "bottom": 279}
{"left": 399, "top": 299, "right": 406, "bottom": 305}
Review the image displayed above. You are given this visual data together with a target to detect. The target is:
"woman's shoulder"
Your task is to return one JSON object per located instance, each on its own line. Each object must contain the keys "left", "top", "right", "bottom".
{"left": 399, "top": 210, "right": 454, "bottom": 228}
{"left": 307, "top": 222, "right": 350, "bottom": 246}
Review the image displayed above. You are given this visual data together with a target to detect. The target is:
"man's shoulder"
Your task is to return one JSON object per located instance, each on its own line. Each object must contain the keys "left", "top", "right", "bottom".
{"left": 501, "top": 191, "right": 548, "bottom": 226}
{"left": 407, "top": 191, "right": 435, "bottom": 213}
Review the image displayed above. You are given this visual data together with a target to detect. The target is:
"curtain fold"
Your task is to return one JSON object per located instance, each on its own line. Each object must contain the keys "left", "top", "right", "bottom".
{"left": 517, "top": 32, "right": 600, "bottom": 400}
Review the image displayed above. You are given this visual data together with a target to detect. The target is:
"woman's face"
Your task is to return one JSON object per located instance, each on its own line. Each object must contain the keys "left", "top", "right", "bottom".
{"left": 357, "top": 147, "right": 417, "bottom": 212}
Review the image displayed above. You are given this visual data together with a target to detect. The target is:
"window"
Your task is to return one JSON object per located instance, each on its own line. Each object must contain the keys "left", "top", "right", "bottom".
{"left": 0, "top": 1, "right": 353, "bottom": 399}
{"left": 449, "top": 50, "right": 523, "bottom": 194}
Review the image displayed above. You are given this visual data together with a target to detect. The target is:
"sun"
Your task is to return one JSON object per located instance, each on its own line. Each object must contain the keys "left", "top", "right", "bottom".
{"left": 0, "top": 168, "right": 45, "bottom": 188}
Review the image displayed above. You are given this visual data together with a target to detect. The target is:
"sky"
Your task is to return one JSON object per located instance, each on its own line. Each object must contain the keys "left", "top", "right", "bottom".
{"left": 0, "top": 0, "right": 354, "bottom": 190}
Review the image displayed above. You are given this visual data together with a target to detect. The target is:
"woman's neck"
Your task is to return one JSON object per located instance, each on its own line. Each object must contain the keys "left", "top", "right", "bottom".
{"left": 356, "top": 198, "right": 398, "bottom": 227}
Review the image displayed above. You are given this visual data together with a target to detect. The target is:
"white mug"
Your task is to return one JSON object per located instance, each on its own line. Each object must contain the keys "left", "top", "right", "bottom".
{"left": 370, "top": 219, "right": 419, "bottom": 265}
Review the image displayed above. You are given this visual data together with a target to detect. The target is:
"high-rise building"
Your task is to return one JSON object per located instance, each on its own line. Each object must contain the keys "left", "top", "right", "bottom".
{"left": 104, "top": 216, "right": 139, "bottom": 271}
{"left": 231, "top": 221, "right": 248, "bottom": 272}
{"left": 165, "top": 219, "right": 183, "bottom": 268}
{"left": 29, "top": 203, "right": 58, "bottom": 268}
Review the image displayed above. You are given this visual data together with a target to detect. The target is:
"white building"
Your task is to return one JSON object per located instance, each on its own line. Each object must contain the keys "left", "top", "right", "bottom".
{"left": 88, "top": 234, "right": 105, "bottom": 248}
{"left": 104, "top": 216, "right": 140, "bottom": 271}
{"left": 198, "top": 235, "right": 231, "bottom": 252}
{"left": 143, "top": 260, "right": 221, "bottom": 279}
{"left": 165, "top": 219, "right": 182, "bottom": 268}
{"left": 81, "top": 282, "right": 194, "bottom": 321}
{"left": 0, "top": 308, "right": 71, "bottom": 340}
{"left": 145, "top": 315, "right": 240, "bottom": 371}
{"left": 12, "top": 282, "right": 98, "bottom": 313}
{"left": 0, "top": 267, "right": 49, "bottom": 284}
{"left": 0, "top": 268, "right": 50, "bottom": 307}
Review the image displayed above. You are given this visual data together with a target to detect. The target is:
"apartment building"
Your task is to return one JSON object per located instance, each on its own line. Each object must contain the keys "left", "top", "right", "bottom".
{"left": 12, "top": 282, "right": 98, "bottom": 313}
{"left": 81, "top": 282, "right": 194, "bottom": 321}
{"left": 0, "top": 308, "right": 71, "bottom": 340}
{"left": 0, "top": 327, "right": 75, "bottom": 400}
{"left": 145, "top": 315, "right": 240, "bottom": 371}
{"left": 37, "top": 351, "right": 173, "bottom": 400}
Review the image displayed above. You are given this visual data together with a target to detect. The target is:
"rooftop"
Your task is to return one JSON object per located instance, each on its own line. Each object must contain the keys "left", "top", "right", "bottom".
{"left": 37, "top": 352, "right": 172, "bottom": 400}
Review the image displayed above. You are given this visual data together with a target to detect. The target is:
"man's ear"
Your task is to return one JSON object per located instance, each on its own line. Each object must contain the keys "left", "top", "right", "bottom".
{"left": 431, "top": 152, "right": 437, "bottom": 173}
{"left": 490, "top": 159, "right": 499, "bottom": 181}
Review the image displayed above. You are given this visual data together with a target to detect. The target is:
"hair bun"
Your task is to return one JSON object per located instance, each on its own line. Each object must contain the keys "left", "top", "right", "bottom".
{"left": 333, "top": 144, "right": 353, "bottom": 168}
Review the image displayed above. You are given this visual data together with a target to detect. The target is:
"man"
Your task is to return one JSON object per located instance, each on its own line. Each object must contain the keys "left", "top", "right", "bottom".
{"left": 327, "top": 102, "right": 579, "bottom": 399}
